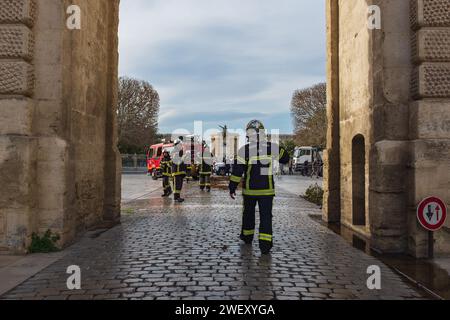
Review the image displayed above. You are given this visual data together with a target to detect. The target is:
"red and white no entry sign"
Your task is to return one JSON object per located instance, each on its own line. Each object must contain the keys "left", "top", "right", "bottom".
{"left": 417, "top": 197, "right": 447, "bottom": 232}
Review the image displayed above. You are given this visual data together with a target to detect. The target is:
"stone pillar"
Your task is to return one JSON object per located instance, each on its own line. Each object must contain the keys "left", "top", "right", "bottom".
{"left": 368, "top": 0, "right": 411, "bottom": 253}
{"left": 323, "top": 0, "right": 341, "bottom": 223}
{"left": 0, "top": 0, "right": 37, "bottom": 252}
{"left": 335, "top": 0, "right": 413, "bottom": 253}
{"left": 408, "top": 0, "right": 450, "bottom": 257}
{"left": 337, "top": 0, "right": 373, "bottom": 235}
{"left": 0, "top": 0, "right": 121, "bottom": 253}
{"left": 102, "top": 1, "right": 121, "bottom": 225}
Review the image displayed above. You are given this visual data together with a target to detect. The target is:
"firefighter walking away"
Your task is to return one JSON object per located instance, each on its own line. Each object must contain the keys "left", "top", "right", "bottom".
{"left": 160, "top": 149, "right": 173, "bottom": 197}
{"left": 199, "top": 141, "right": 213, "bottom": 192}
{"left": 172, "top": 140, "right": 187, "bottom": 203}
{"left": 229, "top": 120, "right": 290, "bottom": 254}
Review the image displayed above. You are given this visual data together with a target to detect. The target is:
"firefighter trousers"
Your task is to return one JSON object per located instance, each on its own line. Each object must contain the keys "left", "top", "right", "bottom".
{"left": 241, "top": 196, "right": 274, "bottom": 251}
{"left": 199, "top": 174, "right": 211, "bottom": 189}
{"left": 162, "top": 176, "right": 172, "bottom": 194}
{"left": 173, "top": 175, "right": 184, "bottom": 198}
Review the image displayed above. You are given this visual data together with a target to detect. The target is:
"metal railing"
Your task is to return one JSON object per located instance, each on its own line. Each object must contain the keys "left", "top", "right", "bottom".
{"left": 121, "top": 154, "right": 147, "bottom": 173}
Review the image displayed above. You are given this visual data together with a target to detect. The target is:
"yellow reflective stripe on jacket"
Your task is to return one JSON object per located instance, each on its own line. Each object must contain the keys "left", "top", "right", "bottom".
{"left": 230, "top": 175, "right": 242, "bottom": 183}
{"left": 259, "top": 233, "right": 273, "bottom": 242}
{"left": 277, "top": 148, "right": 285, "bottom": 161}
{"left": 268, "top": 159, "right": 273, "bottom": 191}
{"left": 243, "top": 229, "right": 255, "bottom": 236}
{"left": 243, "top": 159, "right": 275, "bottom": 196}
{"left": 236, "top": 156, "right": 246, "bottom": 164}
{"left": 243, "top": 189, "right": 275, "bottom": 196}
{"left": 173, "top": 172, "right": 186, "bottom": 176}
{"left": 245, "top": 163, "right": 252, "bottom": 190}
{"left": 249, "top": 155, "right": 272, "bottom": 163}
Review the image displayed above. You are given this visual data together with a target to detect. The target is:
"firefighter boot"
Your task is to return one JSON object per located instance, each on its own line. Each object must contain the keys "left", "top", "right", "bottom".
{"left": 163, "top": 189, "right": 172, "bottom": 197}
{"left": 260, "top": 241, "right": 273, "bottom": 255}
{"left": 176, "top": 197, "right": 185, "bottom": 203}
{"left": 240, "top": 234, "right": 253, "bottom": 245}
{"left": 174, "top": 193, "right": 185, "bottom": 203}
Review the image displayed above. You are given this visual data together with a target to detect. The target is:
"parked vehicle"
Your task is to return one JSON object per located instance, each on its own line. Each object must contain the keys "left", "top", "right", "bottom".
{"left": 214, "top": 162, "right": 230, "bottom": 176}
{"left": 147, "top": 143, "right": 174, "bottom": 180}
{"left": 293, "top": 146, "right": 324, "bottom": 177}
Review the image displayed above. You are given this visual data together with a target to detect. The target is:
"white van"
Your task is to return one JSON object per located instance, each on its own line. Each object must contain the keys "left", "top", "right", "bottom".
{"left": 293, "top": 147, "right": 323, "bottom": 176}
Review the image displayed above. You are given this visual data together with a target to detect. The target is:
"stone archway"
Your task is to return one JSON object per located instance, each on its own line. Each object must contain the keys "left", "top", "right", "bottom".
{"left": 0, "top": 0, "right": 449, "bottom": 258}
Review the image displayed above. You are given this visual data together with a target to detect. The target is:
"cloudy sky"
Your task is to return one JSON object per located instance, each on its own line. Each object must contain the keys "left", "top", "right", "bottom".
{"left": 119, "top": 0, "right": 326, "bottom": 134}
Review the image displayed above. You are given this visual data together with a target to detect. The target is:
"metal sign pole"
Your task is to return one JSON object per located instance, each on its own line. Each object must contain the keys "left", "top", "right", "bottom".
{"left": 428, "top": 231, "right": 434, "bottom": 259}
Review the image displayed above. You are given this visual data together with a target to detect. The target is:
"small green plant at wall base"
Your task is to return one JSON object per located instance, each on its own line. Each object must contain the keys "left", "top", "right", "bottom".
{"left": 304, "top": 184, "right": 324, "bottom": 206}
{"left": 122, "top": 208, "right": 135, "bottom": 215}
{"left": 28, "top": 230, "right": 61, "bottom": 253}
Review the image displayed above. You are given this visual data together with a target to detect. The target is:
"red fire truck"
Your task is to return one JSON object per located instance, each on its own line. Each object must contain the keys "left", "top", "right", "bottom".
{"left": 147, "top": 143, "right": 174, "bottom": 180}
{"left": 147, "top": 136, "right": 204, "bottom": 180}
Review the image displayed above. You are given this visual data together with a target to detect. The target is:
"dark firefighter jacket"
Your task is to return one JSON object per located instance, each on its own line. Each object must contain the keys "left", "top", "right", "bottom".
{"left": 160, "top": 156, "right": 172, "bottom": 177}
{"left": 229, "top": 141, "right": 290, "bottom": 197}
{"left": 200, "top": 149, "right": 213, "bottom": 175}
{"left": 172, "top": 151, "right": 187, "bottom": 176}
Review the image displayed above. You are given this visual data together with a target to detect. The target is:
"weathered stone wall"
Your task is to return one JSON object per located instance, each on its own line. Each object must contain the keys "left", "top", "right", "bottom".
{"left": 325, "top": 0, "right": 450, "bottom": 257}
{"left": 0, "top": 0, "right": 37, "bottom": 252}
{"left": 60, "top": 0, "right": 121, "bottom": 239}
{"left": 369, "top": 0, "right": 412, "bottom": 253}
{"left": 408, "top": 0, "right": 450, "bottom": 258}
{"left": 323, "top": 0, "right": 340, "bottom": 223}
{"left": 0, "top": 0, "right": 121, "bottom": 253}
{"left": 337, "top": 0, "right": 373, "bottom": 237}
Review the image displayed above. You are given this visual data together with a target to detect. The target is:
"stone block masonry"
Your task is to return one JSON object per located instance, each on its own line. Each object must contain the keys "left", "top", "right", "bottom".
{"left": 408, "top": 0, "right": 450, "bottom": 257}
{"left": 0, "top": 0, "right": 121, "bottom": 253}
{"left": 323, "top": 0, "right": 450, "bottom": 258}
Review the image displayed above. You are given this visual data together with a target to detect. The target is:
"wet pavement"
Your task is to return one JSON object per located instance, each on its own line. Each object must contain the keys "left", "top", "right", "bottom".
{"left": 0, "top": 175, "right": 425, "bottom": 300}
{"left": 314, "top": 215, "right": 450, "bottom": 300}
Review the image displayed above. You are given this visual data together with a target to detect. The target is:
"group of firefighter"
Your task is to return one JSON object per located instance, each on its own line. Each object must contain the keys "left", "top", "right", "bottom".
{"left": 160, "top": 140, "right": 213, "bottom": 203}
{"left": 159, "top": 120, "right": 289, "bottom": 254}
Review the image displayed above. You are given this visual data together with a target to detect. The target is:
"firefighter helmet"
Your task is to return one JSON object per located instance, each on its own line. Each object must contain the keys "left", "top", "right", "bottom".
{"left": 246, "top": 120, "right": 265, "bottom": 133}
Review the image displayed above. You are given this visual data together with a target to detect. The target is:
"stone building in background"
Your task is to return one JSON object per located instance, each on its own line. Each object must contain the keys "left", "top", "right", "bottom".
{"left": 323, "top": 0, "right": 450, "bottom": 258}
{"left": 210, "top": 132, "right": 240, "bottom": 161}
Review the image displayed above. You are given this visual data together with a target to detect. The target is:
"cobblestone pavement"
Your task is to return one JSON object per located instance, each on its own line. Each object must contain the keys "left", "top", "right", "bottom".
{"left": 1, "top": 176, "right": 425, "bottom": 300}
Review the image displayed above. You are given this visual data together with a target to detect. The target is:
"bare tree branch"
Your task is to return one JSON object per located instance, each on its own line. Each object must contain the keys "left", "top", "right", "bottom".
{"left": 290, "top": 83, "right": 327, "bottom": 148}
{"left": 117, "top": 77, "right": 160, "bottom": 153}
